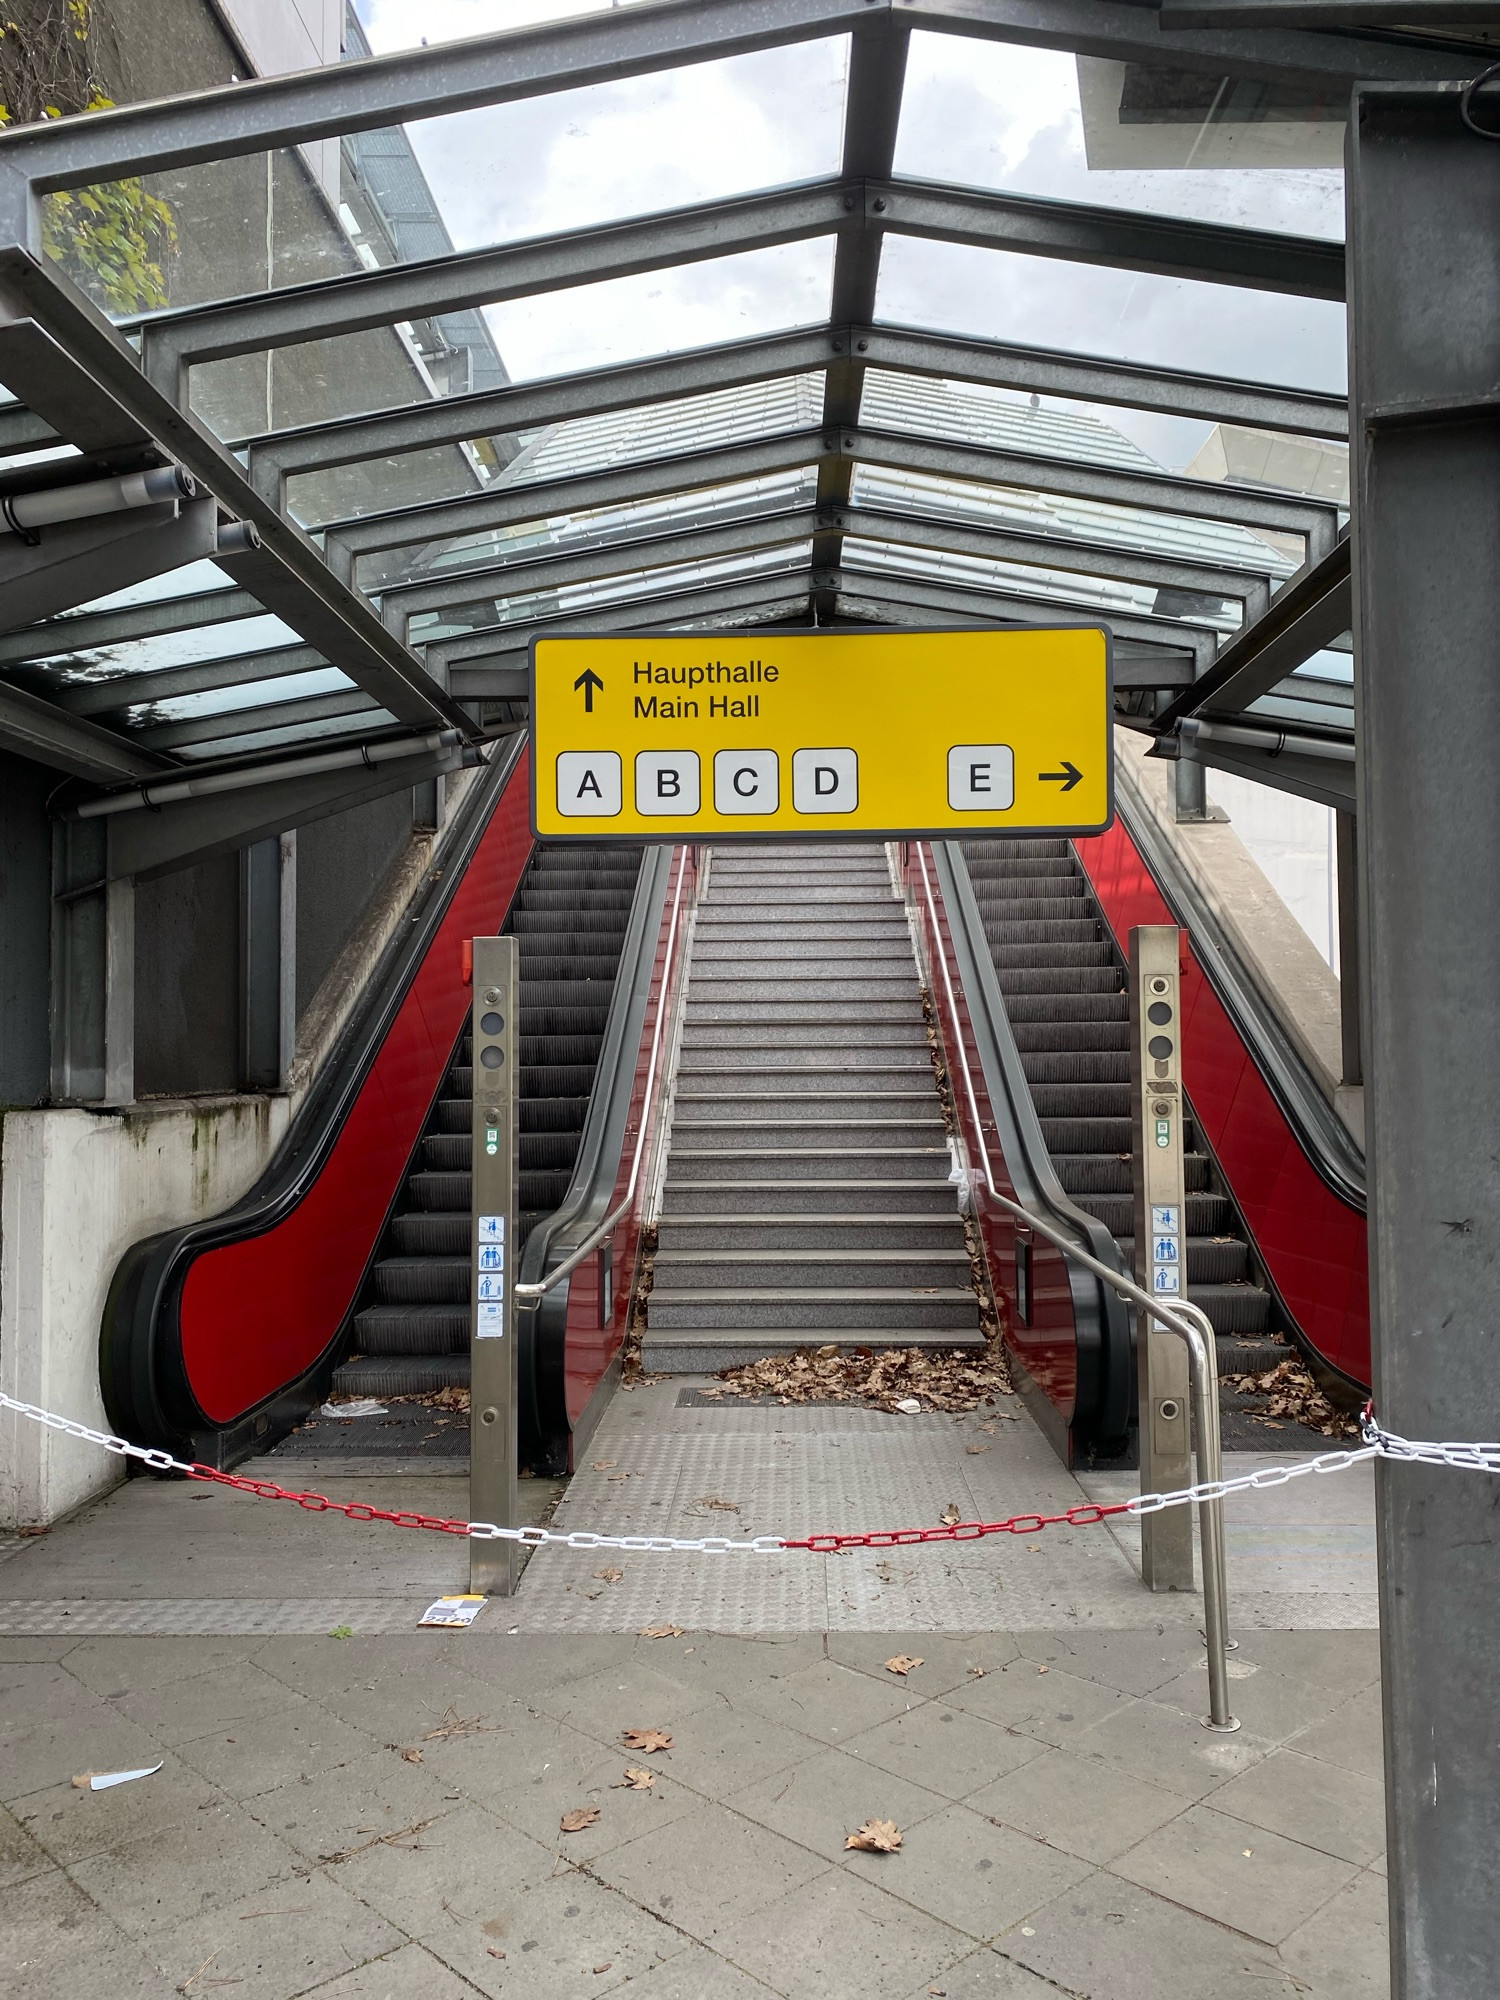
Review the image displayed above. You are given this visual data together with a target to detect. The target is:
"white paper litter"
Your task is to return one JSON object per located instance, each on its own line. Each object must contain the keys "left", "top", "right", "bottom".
{"left": 74, "top": 1762, "right": 162, "bottom": 1791}
{"left": 318, "top": 1399, "right": 388, "bottom": 1418}
{"left": 419, "top": 1595, "right": 486, "bottom": 1629}
{"left": 893, "top": 1398, "right": 922, "bottom": 1415}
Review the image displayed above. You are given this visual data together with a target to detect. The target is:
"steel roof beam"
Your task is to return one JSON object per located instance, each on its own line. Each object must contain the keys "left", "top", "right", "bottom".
{"left": 133, "top": 685, "right": 380, "bottom": 752}
{"left": 0, "top": 249, "right": 474, "bottom": 735}
{"left": 247, "top": 321, "right": 1346, "bottom": 500}
{"left": 0, "top": 673, "right": 170, "bottom": 779}
{"left": 1161, "top": 2, "right": 1497, "bottom": 24}
{"left": 0, "top": 0, "right": 1466, "bottom": 227}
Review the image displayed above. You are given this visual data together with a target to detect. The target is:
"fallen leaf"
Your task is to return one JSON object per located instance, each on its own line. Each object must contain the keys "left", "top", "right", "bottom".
{"left": 487, "top": 1947, "right": 506, "bottom": 1959}
{"left": 967, "top": 1665, "right": 987, "bottom": 1679}
{"left": 593, "top": 1567, "right": 624, "bottom": 1584}
{"left": 615, "top": 1766, "right": 657, "bottom": 1790}
{"left": 940, "top": 1503, "right": 962, "bottom": 1527}
{"left": 399, "top": 1746, "right": 424, "bottom": 1763}
{"left": 884, "top": 1655, "right": 924, "bottom": 1677}
{"left": 965, "top": 1443, "right": 988, "bottom": 1455}
{"left": 705, "top": 1338, "right": 1012, "bottom": 1416}
{"left": 560, "top": 1806, "right": 601, "bottom": 1833}
{"left": 622, "top": 1728, "right": 673, "bottom": 1753}
{"left": 846, "top": 1817, "right": 903, "bottom": 1853}
{"left": 593, "top": 1460, "right": 616, "bottom": 1470}
{"left": 1036, "top": 1665, "right": 1050, "bottom": 1675}
{"left": 640, "top": 1623, "right": 685, "bottom": 1639}
{"left": 593, "top": 1965, "right": 613, "bottom": 1976}
{"left": 694, "top": 1495, "right": 740, "bottom": 1512}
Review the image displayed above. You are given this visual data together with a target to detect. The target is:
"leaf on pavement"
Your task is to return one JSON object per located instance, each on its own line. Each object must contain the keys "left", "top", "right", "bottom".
{"left": 884, "top": 1655, "right": 923, "bottom": 1677}
{"left": 940, "top": 1503, "right": 963, "bottom": 1526}
{"left": 560, "top": 1806, "right": 600, "bottom": 1833}
{"left": 398, "top": 1746, "right": 423, "bottom": 1763}
{"left": 615, "top": 1767, "right": 656, "bottom": 1790}
{"left": 640, "top": 1623, "right": 685, "bottom": 1639}
{"left": 622, "top": 1727, "right": 673, "bottom": 1753}
{"left": 593, "top": 1567, "right": 624, "bottom": 1583}
{"left": 846, "top": 1818, "right": 903, "bottom": 1853}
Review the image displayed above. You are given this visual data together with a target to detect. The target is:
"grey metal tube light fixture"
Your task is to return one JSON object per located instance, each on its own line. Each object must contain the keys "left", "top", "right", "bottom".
{"left": 62, "top": 726, "right": 471, "bottom": 820}
{"left": 1178, "top": 716, "right": 1355, "bottom": 763}
{"left": 0, "top": 463, "right": 196, "bottom": 538}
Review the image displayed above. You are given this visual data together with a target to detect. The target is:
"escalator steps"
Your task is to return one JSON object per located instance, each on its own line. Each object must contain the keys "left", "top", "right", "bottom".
{"left": 962, "top": 838, "right": 1290, "bottom": 1374}
{"left": 333, "top": 841, "right": 641, "bottom": 1402}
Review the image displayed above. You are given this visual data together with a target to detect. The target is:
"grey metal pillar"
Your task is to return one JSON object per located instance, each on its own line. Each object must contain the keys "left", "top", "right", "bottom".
{"left": 1173, "top": 756, "right": 1209, "bottom": 822}
{"left": 50, "top": 818, "right": 133, "bottom": 1106}
{"left": 1334, "top": 810, "right": 1362, "bottom": 1087}
{"left": 1129, "top": 923, "right": 1194, "bottom": 1590}
{"left": 469, "top": 937, "right": 519, "bottom": 1596}
{"left": 1350, "top": 82, "right": 1500, "bottom": 1999}
{"left": 240, "top": 832, "right": 296, "bottom": 1090}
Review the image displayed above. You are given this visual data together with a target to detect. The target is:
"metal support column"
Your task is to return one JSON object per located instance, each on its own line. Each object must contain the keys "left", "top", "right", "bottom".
{"left": 469, "top": 936, "right": 519, "bottom": 1597}
{"left": 1350, "top": 82, "right": 1500, "bottom": 1999}
{"left": 50, "top": 818, "right": 133, "bottom": 1106}
{"left": 1334, "top": 809, "right": 1361, "bottom": 1086}
{"left": 239, "top": 832, "right": 296, "bottom": 1090}
{"left": 1129, "top": 924, "right": 1194, "bottom": 1590}
{"left": 1173, "top": 757, "right": 1209, "bottom": 822}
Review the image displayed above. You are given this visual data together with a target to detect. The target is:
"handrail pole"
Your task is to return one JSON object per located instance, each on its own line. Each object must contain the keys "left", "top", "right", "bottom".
{"left": 912, "top": 843, "right": 1236, "bottom": 1729}
{"left": 514, "top": 844, "right": 693, "bottom": 1307}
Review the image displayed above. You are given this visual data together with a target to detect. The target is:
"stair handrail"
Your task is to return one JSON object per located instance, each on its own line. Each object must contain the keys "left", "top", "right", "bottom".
{"left": 514, "top": 842, "right": 694, "bottom": 1310}
{"left": 915, "top": 841, "right": 1237, "bottom": 1732}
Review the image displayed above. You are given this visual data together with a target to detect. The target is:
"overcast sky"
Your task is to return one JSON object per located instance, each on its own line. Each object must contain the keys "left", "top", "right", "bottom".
{"left": 353, "top": 0, "right": 1346, "bottom": 470}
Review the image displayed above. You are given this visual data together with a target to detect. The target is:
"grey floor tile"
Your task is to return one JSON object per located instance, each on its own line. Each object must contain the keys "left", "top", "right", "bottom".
{"left": 710, "top": 1866, "right": 972, "bottom": 1998}
{"left": 827, "top": 1633, "right": 1016, "bottom": 1695}
{"left": 245, "top": 1744, "right": 469, "bottom": 1866}
{"left": 146, "top": 1869, "right": 406, "bottom": 2000}
{"left": 316, "top": 1664, "right": 519, "bottom": 1750}
{"left": 171, "top": 1699, "right": 379, "bottom": 1799}
{"left": 423, "top": 1865, "right": 689, "bottom": 1996}
{"left": 0, "top": 1637, "right": 80, "bottom": 1661}
{"left": 587, "top": 1798, "right": 829, "bottom": 1942}
{"left": 952, "top": 1658, "right": 1139, "bottom": 1747}
{"left": 846, "top": 1700, "right": 1044, "bottom": 1801}
{"left": 999, "top": 1870, "right": 1299, "bottom": 1999}
{"left": 113, "top": 1658, "right": 305, "bottom": 1747}
{"left": 0, "top": 1704, "right": 169, "bottom": 1804}
{"left": 1014, "top": 1628, "right": 1208, "bottom": 1697}
{"left": 331, "top": 1802, "right": 558, "bottom": 1937}
{"left": 530, "top": 1658, "right": 726, "bottom": 1741}
{"left": 844, "top": 1800, "right": 1092, "bottom": 1940}
{"left": 12, "top": 1748, "right": 228, "bottom": 1865}
{"left": 299, "top": 1940, "right": 490, "bottom": 2000}
{"left": 901, "top": 1947, "right": 1062, "bottom": 1996}
{"left": 645, "top": 1703, "right": 823, "bottom": 1799}
{"left": 614, "top": 1939, "right": 785, "bottom": 1996}
{"left": 67, "top": 1798, "right": 305, "bottom": 1936}
{"left": 969, "top": 1745, "right": 1187, "bottom": 1864}
{"left": 0, "top": 1799, "right": 59, "bottom": 1886}
{"left": 1287, "top": 1685, "right": 1386, "bottom": 1782}
{"left": 728, "top": 1742, "right": 950, "bottom": 1857}
{"left": 733, "top": 1654, "right": 929, "bottom": 1745}
{"left": 6, "top": 1866, "right": 174, "bottom": 1999}
{"left": 1279, "top": 1868, "right": 1390, "bottom": 1999}
{"left": 1109, "top": 1800, "right": 1360, "bottom": 1946}
{"left": 1210, "top": 1748, "right": 1387, "bottom": 1866}
{"left": 1148, "top": 1660, "right": 1345, "bottom": 1743}
{"left": 1070, "top": 1697, "right": 1278, "bottom": 1801}
{"left": 63, "top": 1635, "right": 253, "bottom": 1697}
{"left": 0, "top": 1657, "right": 121, "bottom": 1727}
{"left": 1236, "top": 1630, "right": 1382, "bottom": 1696}
{"left": 480, "top": 1720, "right": 706, "bottom": 1861}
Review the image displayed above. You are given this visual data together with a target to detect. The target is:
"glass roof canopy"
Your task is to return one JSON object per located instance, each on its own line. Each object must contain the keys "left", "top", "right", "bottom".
{"left": 0, "top": 0, "right": 1467, "bottom": 797}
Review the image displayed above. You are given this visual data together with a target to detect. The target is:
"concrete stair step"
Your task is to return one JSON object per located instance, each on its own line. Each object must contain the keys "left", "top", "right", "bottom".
{"left": 687, "top": 977, "right": 916, "bottom": 1000}
{"left": 665, "top": 1147, "right": 950, "bottom": 1182}
{"left": 680, "top": 1028, "right": 928, "bottom": 1052}
{"left": 692, "top": 941, "right": 914, "bottom": 964}
{"left": 662, "top": 1179, "right": 959, "bottom": 1214}
{"left": 673, "top": 1091, "right": 940, "bottom": 1116}
{"left": 647, "top": 1288, "right": 981, "bottom": 1330}
{"left": 669, "top": 1118, "right": 945, "bottom": 1148}
{"left": 640, "top": 1328, "right": 985, "bottom": 1370}
{"left": 686, "top": 1003, "right": 924, "bottom": 1024}
{"left": 652, "top": 1249, "right": 973, "bottom": 1286}
{"left": 656, "top": 1214, "right": 969, "bottom": 1249}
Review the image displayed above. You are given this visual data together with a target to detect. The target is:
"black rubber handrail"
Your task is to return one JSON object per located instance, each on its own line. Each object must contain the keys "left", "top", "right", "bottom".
{"left": 935, "top": 841, "right": 1135, "bottom": 1450}
{"left": 1109, "top": 786, "right": 1365, "bottom": 1210}
{"left": 101, "top": 734, "right": 529, "bottom": 1461}
{"left": 517, "top": 843, "right": 673, "bottom": 1455}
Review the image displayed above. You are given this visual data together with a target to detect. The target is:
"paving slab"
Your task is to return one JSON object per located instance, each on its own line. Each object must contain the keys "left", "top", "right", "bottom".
{"left": 1207, "top": 1747, "right": 1388, "bottom": 1867}
{"left": 586, "top": 1796, "right": 829, "bottom": 1943}
{"left": 842, "top": 1799, "right": 1094, "bottom": 1940}
{"left": 968, "top": 1744, "right": 1187, "bottom": 1865}
{"left": 710, "top": 1864, "right": 972, "bottom": 1997}
{"left": 727, "top": 1741, "right": 951, "bottom": 1855}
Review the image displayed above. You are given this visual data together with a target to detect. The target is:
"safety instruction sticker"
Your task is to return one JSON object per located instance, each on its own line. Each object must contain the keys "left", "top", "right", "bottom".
{"left": 1151, "top": 1206, "right": 1180, "bottom": 1234}
{"left": 478, "top": 1243, "right": 504, "bottom": 1272}
{"left": 477, "top": 1301, "right": 505, "bottom": 1339}
{"left": 478, "top": 1215, "right": 504, "bottom": 1242}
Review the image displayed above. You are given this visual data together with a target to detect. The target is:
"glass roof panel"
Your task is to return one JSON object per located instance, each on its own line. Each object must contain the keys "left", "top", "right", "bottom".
{"left": 843, "top": 536, "right": 1239, "bottom": 631}
{"left": 895, "top": 33, "right": 1344, "bottom": 240}
{"left": 504, "top": 376, "right": 826, "bottom": 485}
{"left": 116, "top": 666, "right": 352, "bottom": 728}
{"left": 14, "top": 614, "right": 302, "bottom": 687}
{"left": 877, "top": 239, "right": 1347, "bottom": 394}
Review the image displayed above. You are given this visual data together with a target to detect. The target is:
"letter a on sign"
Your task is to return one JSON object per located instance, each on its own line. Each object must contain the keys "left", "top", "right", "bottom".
{"left": 557, "top": 751, "right": 621, "bottom": 817}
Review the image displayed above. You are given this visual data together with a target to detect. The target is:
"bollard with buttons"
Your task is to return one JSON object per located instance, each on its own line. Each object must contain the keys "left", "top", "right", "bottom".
{"left": 1129, "top": 924, "right": 1194, "bottom": 1591}
{"left": 469, "top": 937, "right": 519, "bottom": 1596}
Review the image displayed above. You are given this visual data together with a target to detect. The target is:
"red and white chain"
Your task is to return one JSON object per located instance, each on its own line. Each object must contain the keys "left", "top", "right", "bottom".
{"left": 1, "top": 1392, "right": 1493, "bottom": 1555}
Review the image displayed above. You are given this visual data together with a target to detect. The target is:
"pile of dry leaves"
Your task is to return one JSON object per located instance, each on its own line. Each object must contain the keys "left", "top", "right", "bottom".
{"left": 1221, "top": 1358, "right": 1361, "bottom": 1439}
{"left": 701, "top": 1335, "right": 1014, "bottom": 1414}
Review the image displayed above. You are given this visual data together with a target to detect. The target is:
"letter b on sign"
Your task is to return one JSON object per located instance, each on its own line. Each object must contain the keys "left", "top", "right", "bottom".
{"left": 635, "top": 750, "right": 701, "bottom": 816}
{"left": 792, "top": 747, "right": 858, "bottom": 814}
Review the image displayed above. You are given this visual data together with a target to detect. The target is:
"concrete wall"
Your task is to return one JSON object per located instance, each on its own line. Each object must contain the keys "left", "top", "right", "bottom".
{"left": 295, "top": 786, "right": 416, "bottom": 1018}
{"left": 0, "top": 751, "right": 51, "bottom": 1109}
{"left": 134, "top": 854, "right": 242, "bottom": 1098}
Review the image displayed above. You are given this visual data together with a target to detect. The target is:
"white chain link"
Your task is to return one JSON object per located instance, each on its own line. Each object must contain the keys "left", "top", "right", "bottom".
{"left": 5, "top": 1392, "right": 1498, "bottom": 1555}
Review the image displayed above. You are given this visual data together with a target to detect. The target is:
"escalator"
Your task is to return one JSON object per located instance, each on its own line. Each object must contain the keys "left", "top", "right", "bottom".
{"left": 333, "top": 844, "right": 642, "bottom": 1400}
{"left": 961, "top": 837, "right": 1287, "bottom": 1375}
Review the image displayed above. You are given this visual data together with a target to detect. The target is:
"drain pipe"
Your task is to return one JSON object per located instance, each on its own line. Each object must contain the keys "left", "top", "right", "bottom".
{"left": 0, "top": 463, "right": 196, "bottom": 540}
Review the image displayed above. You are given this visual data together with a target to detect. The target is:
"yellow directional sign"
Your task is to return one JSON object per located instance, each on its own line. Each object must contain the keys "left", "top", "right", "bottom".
{"left": 529, "top": 626, "right": 1112, "bottom": 841}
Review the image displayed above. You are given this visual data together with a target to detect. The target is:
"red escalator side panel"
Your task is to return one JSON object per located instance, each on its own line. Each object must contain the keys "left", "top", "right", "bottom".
{"left": 1074, "top": 816, "right": 1370, "bottom": 1387}
{"left": 563, "top": 847, "right": 697, "bottom": 1434}
{"left": 180, "top": 749, "right": 535, "bottom": 1423}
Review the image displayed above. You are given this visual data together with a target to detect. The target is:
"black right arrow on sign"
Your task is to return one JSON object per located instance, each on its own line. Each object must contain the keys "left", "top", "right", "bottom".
{"left": 1040, "top": 760, "right": 1083, "bottom": 792}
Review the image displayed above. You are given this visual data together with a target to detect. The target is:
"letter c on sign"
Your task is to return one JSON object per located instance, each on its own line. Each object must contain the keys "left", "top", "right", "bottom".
{"left": 733, "top": 766, "right": 758, "bottom": 797}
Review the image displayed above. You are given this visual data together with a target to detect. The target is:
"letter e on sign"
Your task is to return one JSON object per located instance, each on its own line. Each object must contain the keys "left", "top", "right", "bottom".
{"left": 948, "top": 745, "right": 1015, "bottom": 812}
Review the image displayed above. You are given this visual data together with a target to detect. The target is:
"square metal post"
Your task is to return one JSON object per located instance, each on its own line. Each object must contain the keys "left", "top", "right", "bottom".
{"left": 469, "top": 936, "right": 519, "bottom": 1597}
{"left": 1129, "top": 924, "right": 1194, "bottom": 1590}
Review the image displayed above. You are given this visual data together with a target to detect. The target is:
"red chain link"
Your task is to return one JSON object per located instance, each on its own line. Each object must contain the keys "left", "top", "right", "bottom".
{"left": 779, "top": 1499, "right": 1131, "bottom": 1552}
{"left": 185, "top": 1463, "right": 473, "bottom": 1536}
